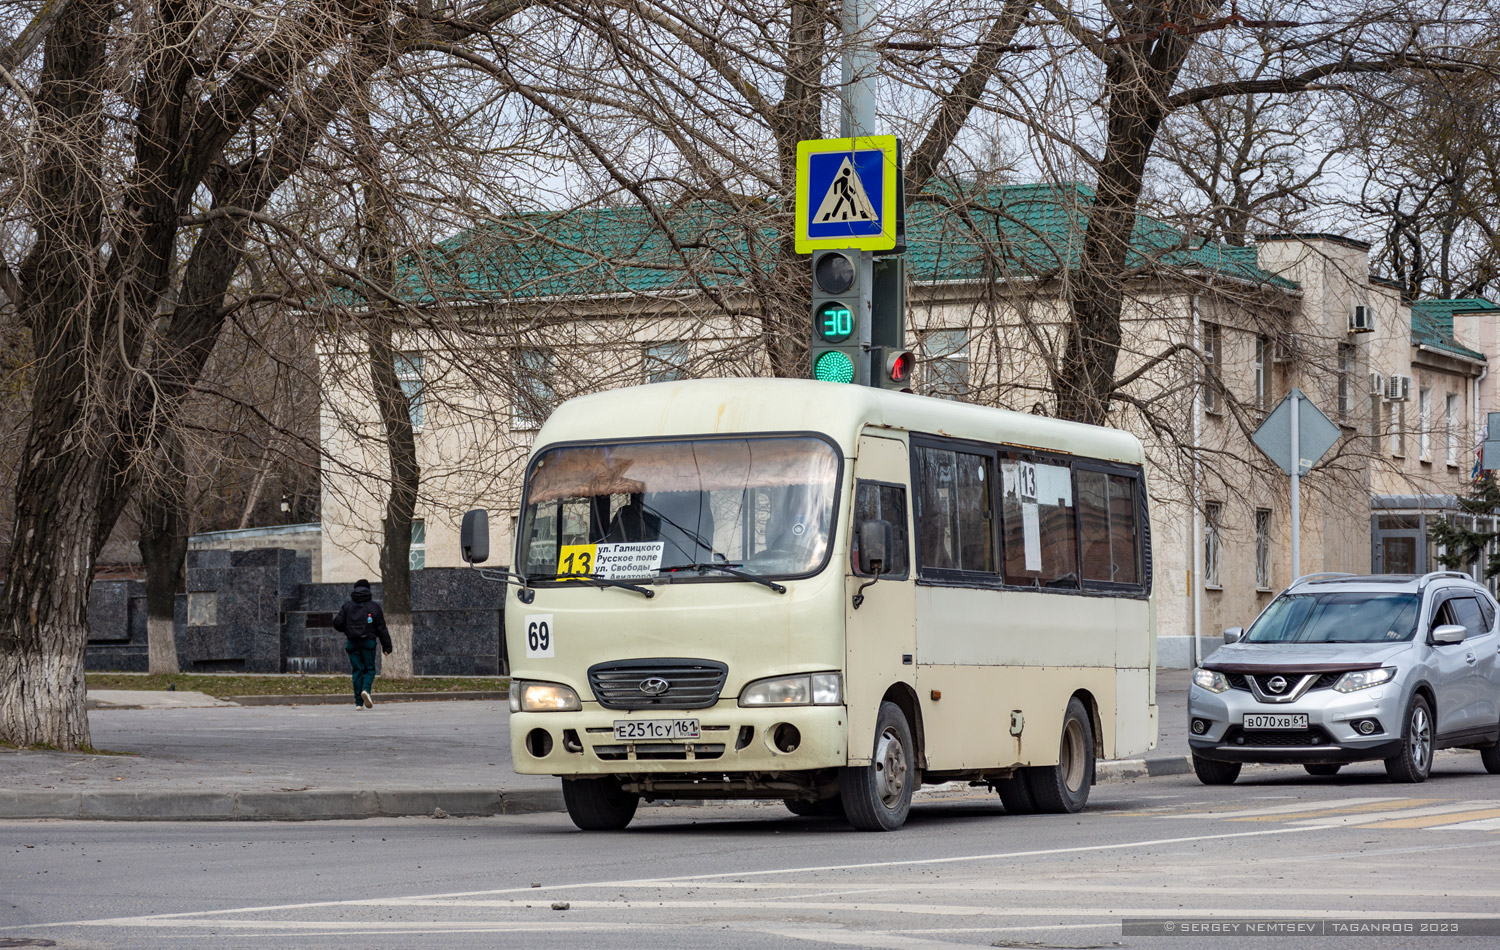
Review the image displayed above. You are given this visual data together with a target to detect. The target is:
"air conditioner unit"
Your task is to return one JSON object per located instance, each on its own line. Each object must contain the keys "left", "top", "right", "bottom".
{"left": 1349, "top": 305, "right": 1373, "bottom": 333}
{"left": 1386, "top": 374, "right": 1411, "bottom": 401}
{"left": 1368, "top": 372, "right": 1386, "bottom": 398}
{"left": 1272, "top": 333, "right": 1298, "bottom": 363}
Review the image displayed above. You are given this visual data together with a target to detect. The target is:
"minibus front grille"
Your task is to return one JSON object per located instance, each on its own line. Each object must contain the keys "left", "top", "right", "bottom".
{"left": 593, "top": 743, "right": 726, "bottom": 761}
{"left": 588, "top": 658, "right": 729, "bottom": 710}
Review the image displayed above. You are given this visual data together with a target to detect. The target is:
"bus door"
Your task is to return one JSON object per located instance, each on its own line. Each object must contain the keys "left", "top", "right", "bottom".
{"left": 844, "top": 433, "right": 917, "bottom": 768}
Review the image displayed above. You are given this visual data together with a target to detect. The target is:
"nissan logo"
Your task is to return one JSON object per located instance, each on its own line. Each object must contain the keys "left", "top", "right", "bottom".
{"left": 639, "top": 677, "right": 671, "bottom": 696}
{"left": 1267, "top": 676, "right": 1288, "bottom": 693}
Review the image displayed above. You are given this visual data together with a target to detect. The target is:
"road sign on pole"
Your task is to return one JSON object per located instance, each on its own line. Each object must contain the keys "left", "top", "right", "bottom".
{"left": 795, "top": 136, "right": 899, "bottom": 254}
{"left": 1251, "top": 388, "right": 1341, "bottom": 578}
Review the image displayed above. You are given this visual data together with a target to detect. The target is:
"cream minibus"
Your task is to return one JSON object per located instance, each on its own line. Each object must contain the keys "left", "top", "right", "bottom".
{"left": 460, "top": 378, "right": 1157, "bottom": 831}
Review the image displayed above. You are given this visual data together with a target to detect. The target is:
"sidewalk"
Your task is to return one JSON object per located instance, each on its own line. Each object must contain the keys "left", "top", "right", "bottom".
{"left": 0, "top": 670, "right": 1190, "bottom": 821}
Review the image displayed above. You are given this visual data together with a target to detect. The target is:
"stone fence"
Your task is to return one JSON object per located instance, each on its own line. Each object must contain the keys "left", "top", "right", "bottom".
{"left": 84, "top": 548, "right": 506, "bottom": 676}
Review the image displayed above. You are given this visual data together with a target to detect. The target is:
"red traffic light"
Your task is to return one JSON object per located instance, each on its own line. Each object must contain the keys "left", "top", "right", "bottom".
{"left": 886, "top": 350, "right": 915, "bottom": 383}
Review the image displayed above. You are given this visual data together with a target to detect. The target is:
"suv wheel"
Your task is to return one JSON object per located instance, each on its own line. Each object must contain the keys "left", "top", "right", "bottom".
{"left": 1480, "top": 741, "right": 1500, "bottom": 775}
{"left": 1384, "top": 694, "right": 1433, "bottom": 783}
{"left": 1192, "top": 754, "right": 1241, "bottom": 785}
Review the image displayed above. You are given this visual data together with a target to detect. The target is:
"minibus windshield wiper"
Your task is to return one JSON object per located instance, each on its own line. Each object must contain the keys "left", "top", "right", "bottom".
{"left": 659, "top": 563, "right": 787, "bottom": 594}
{"left": 532, "top": 573, "right": 655, "bottom": 598}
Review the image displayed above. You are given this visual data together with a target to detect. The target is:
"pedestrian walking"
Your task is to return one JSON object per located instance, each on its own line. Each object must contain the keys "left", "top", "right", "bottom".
{"left": 333, "top": 579, "right": 392, "bottom": 709}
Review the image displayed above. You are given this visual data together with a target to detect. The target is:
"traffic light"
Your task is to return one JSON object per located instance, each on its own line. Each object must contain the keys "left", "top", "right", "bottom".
{"left": 871, "top": 346, "right": 915, "bottom": 392}
{"left": 810, "top": 249, "right": 867, "bottom": 385}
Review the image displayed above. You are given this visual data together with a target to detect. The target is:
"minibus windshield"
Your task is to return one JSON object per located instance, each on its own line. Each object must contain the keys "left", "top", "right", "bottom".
{"left": 519, "top": 436, "right": 840, "bottom": 582}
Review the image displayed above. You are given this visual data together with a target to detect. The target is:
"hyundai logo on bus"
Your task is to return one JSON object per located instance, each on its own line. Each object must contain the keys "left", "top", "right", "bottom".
{"left": 639, "top": 677, "right": 671, "bottom": 696}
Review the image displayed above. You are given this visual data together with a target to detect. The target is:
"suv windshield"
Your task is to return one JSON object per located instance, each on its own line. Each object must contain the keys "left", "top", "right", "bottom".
{"left": 1245, "top": 591, "right": 1421, "bottom": 644}
{"left": 519, "top": 436, "right": 840, "bottom": 582}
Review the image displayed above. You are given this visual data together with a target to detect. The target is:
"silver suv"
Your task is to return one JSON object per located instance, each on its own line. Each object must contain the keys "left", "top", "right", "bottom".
{"left": 1189, "top": 572, "right": 1500, "bottom": 784}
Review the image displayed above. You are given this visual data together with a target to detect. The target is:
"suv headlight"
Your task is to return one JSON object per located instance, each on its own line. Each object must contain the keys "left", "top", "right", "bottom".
{"left": 510, "top": 681, "right": 581, "bottom": 712}
{"left": 1192, "top": 668, "right": 1231, "bottom": 693}
{"left": 1333, "top": 668, "right": 1395, "bottom": 693}
{"left": 740, "top": 672, "right": 843, "bottom": 707}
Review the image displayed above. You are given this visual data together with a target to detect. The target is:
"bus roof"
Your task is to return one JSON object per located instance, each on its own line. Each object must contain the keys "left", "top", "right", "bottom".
{"left": 534, "top": 379, "right": 1145, "bottom": 466}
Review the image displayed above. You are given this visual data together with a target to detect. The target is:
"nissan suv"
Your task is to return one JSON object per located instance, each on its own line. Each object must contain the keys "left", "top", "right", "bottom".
{"left": 1189, "top": 572, "right": 1500, "bottom": 784}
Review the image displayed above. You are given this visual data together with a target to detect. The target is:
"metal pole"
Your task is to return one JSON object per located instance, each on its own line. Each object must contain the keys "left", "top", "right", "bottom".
{"left": 1290, "top": 390, "right": 1301, "bottom": 580}
{"left": 1191, "top": 295, "right": 1203, "bottom": 666}
{"left": 840, "top": 0, "right": 876, "bottom": 139}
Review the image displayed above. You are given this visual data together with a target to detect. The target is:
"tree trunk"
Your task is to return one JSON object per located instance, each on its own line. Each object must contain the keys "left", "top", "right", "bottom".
{"left": 369, "top": 326, "right": 419, "bottom": 681}
{"left": 138, "top": 434, "right": 187, "bottom": 675}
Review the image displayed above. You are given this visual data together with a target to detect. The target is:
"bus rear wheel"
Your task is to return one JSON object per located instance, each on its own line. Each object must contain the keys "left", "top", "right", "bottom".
{"left": 561, "top": 777, "right": 639, "bottom": 831}
{"left": 1024, "top": 697, "right": 1095, "bottom": 814}
{"left": 840, "top": 701, "right": 915, "bottom": 831}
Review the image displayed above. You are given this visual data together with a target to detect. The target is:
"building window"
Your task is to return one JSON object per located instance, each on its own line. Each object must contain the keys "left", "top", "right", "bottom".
{"left": 1419, "top": 387, "right": 1431, "bottom": 461}
{"left": 409, "top": 519, "right": 425, "bottom": 571}
{"left": 395, "top": 353, "right": 425, "bottom": 429}
{"left": 1255, "top": 508, "right": 1272, "bottom": 590}
{"left": 1204, "top": 501, "right": 1222, "bottom": 589}
{"left": 1255, "top": 336, "right": 1272, "bottom": 411}
{"left": 922, "top": 329, "right": 970, "bottom": 400}
{"left": 645, "top": 342, "right": 690, "bottom": 383}
{"left": 1336, "top": 343, "right": 1354, "bottom": 418}
{"left": 512, "top": 348, "right": 556, "bottom": 430}
{"left": 1370, "top": 395, "right": 1382, "bottom": 453}
{"left": 1203, "top": 323, "right": 1222, "bottom": 414}
{"left": 1446, "top": 393, "right": 1460, "bottom": 466}
{"left": 1392, "top": 402, "right": 1405, "bottom": 458}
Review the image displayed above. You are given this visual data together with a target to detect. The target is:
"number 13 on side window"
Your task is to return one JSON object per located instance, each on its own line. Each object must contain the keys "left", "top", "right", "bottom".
{"left": 524, "top": 614, "right": 555, "bottom": 658}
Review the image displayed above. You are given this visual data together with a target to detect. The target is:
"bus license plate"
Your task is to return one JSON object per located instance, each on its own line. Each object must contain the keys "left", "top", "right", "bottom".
{"left": 613, "top": 719, "right": 701, "bottom": 741}
{"left": 1243, "top": 713, "right": 1308, "bottom": 730}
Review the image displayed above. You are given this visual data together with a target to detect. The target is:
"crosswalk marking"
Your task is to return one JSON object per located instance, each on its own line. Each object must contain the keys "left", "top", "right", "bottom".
{"left": 1290, "top": 800, "right": 1500, "bottom": 828}
{"left": 1228, "top": 798, "right": 1438, "bottom": 822}
{"left": 1358, "top": 806, "right": 1500, "bottom": 830}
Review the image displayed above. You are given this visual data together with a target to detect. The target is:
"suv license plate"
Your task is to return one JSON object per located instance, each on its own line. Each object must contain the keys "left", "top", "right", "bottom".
{"left": 613, "top": 719, "right": 701, "bottom": 741}
{"left": 1244, "top": 713, "right": 1308, "bottom": 730}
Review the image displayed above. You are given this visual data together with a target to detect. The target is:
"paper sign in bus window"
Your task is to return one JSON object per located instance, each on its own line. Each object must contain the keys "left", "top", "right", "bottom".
{"left": 557, "top": 542, "right": 664, "bottom": 580}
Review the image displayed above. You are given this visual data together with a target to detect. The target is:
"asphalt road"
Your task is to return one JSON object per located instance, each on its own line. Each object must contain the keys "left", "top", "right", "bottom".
{"left": 5, "top": 755, "right": 1500, "bottom": 950}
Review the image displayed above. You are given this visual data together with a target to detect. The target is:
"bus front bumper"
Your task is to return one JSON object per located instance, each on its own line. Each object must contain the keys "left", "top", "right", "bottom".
{"left": 510, "top": 702, "right": 849, "bottom": 776}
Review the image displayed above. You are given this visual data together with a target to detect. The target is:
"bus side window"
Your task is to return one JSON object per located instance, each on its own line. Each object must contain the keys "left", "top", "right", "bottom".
{"left": 913, "top": 444, "right": 995, "bottom": 576}
{"left": 852, "top": 482, "right": 909, "bottom": 578}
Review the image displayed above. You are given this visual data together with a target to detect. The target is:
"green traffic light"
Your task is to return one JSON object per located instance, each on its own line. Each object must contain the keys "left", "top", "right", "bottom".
{"left": 814, "top": 350, "right": 855, "bottom": 384}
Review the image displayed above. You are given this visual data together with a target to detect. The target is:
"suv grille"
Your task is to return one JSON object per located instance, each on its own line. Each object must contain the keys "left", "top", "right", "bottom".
{"left": 1222, "top": 725, "right": 1335, "bottom": 747}
{"left": 587, "top": 658, "right": 728, "bottom": 710}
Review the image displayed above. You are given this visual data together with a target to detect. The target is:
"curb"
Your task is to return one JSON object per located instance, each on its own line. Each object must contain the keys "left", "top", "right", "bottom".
{"left": 1096, "top": 754, "right": 1193, "bottom": 782}
{"left": 0, "top": 787, "right": 563, "bottom": 822}
{"left": 228, "top": 691, "right": 509, "bottom": 707}
{"left": 0, "top": 757, "right": 1194, "bottom": 821}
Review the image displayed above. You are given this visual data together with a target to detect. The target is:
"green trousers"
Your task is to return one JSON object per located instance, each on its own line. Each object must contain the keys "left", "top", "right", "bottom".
{"left": 347, "top": 638, "right": 378, "bottom": 703}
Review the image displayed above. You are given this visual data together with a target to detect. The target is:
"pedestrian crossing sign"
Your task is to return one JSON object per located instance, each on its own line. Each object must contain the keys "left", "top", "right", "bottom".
{"left": 795, "top": 136, "right": 899, "bottom": 253}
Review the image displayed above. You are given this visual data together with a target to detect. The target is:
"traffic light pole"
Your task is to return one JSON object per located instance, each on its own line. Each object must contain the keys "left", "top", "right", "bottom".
{"left": 841, "top": 0, "right": 875, "bottom": 377}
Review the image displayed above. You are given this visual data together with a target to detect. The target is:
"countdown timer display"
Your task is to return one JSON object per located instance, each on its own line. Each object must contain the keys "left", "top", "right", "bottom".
{"left": 814, "top": 301, "right": 855, "bottom": 343}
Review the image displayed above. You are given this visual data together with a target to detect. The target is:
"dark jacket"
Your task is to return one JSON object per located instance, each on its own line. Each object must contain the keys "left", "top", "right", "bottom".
{"left": 333, "top": 581, "right": 393, "bottom": 653}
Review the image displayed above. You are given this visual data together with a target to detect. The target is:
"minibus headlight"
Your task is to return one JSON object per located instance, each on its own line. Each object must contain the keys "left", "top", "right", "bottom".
{"left": 1333, "top": 668, "right": 1395, "bottom": 693}
{"left": 512, "top": 681, "right": 581, "bottom": 712}
{"left": 1192, "top": 668, "right": 1231, "bottom": 693}
{"left": 740, "top": 672, "right": 843, "bottom": 707}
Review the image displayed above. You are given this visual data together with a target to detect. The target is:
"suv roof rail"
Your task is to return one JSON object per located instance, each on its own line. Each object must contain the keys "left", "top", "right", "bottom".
{"left": 1418, "top": 570, "right": 1472, "bottom": 590}
{"left": 1289, "top": 572, "right": 1355, "bottom": 588}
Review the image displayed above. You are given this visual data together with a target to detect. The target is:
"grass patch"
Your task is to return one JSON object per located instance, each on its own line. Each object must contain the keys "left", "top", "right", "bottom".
{"left": 86, "top": 673, "right": 509, "bottom": 699}
{"left": 1, "top": 739, "right": 135, "bottom": 755}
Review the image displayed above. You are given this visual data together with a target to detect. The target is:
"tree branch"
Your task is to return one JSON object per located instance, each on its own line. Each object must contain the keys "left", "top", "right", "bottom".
{"left": 1167, "top": 54, "right": 1466, "bottom": 111}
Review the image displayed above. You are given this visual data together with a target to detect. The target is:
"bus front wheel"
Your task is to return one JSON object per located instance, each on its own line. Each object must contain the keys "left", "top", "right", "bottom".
{"left": 561, "top": 777, "right": 639, "bottom": 831}
{"left": 840, "top": 701, "right": 915, "bottom": 831}
{"left": 1024, "top": 697, "right": 1095, "bottom": 814}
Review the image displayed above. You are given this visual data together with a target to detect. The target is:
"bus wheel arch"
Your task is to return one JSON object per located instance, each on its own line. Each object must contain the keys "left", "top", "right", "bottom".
{"left": 1070, "top": 688, "right": 1104, "bottom": 764}
{"left": 881, "top": 682, "right": 926, "bottom": 772}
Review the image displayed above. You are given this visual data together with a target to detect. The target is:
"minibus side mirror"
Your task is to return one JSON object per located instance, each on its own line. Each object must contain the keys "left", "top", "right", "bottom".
{"left": 461, "top": 509, "right": 490, "bottom": 564}
{"left": 1431, "top": 623, "right": 1466, "bottom": 645}
{"left": 857, "top": 519, "right": 894, "bottom": 576}
{"left": 1222, "top": 627, "right": 1243, "bottom": 645}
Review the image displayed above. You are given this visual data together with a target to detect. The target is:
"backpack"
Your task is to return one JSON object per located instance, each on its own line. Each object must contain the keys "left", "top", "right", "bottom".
{"left": 338, "top": 602, "right": 378, "bottom": 639}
